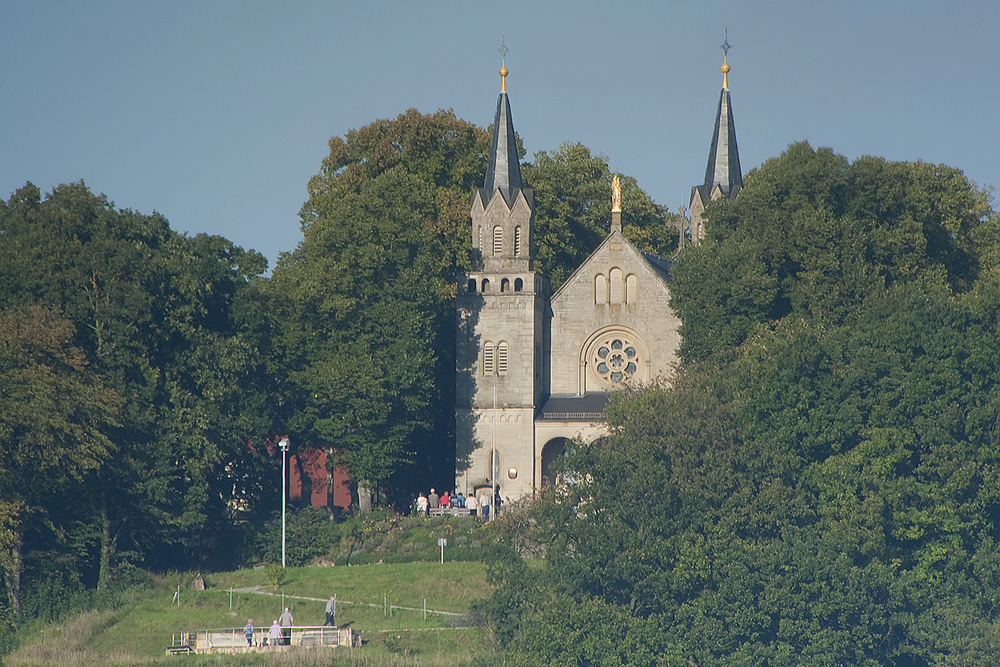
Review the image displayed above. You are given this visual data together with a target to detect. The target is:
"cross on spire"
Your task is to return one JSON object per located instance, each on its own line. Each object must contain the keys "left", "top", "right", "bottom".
{"left": 720, "top": 30, "right": 732, "bottom": 89}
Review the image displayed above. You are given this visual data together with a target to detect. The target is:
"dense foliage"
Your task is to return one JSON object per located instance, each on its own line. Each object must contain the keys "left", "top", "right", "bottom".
{"left": 477, "top": 143, "right": 1000, "bottom": 665}
{"left": 6, "top": 114, "right": 998, "bottom": 665}
{"left": 0, "top": 183, "right": 275, "bottom": 635}
{"left": 0, "top": 109, "right": 668, "bottom": 651}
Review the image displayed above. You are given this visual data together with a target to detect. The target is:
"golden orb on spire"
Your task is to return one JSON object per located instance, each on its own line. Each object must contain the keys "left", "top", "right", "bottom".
{"left": 498, "top": 38, "right": 509, "bottom": 93}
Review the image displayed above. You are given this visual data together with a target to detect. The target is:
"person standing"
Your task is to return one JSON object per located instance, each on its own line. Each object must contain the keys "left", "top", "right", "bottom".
{"left": 243, "top": 619, "right": 254, "bottom": 647}
{"left": 324, "top": 595, "right": 336, "bottom": 627}
{"left": 440, "top": 490, "right": 450, "bottom": 509}
{"left": 268, "top": 619, "right": 282, "bottom": 647}
{"left": 480, "top": 490, "right": 490, "bottom": 520}
{"left": 493, "top": 485, "right": 503, "bottom": 518}
{"left": 466, "top": 492, "right": 478, "bottom": 517}
{"left": 415, "top": 493, "right": 428, "bottom": 516}
{"left": 428, "top": 488, "right": 439, "bottom": 510}
{"left": 279, "top": 607, "right": 294, "bottom": 646}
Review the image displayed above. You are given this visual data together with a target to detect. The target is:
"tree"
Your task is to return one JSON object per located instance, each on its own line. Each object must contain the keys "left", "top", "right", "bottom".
{"left": 671, "top": 142, "right": 995, "bottom": 361}
{"left": 266, "top": 109, "right": 490, "bottom": 505}
{"left": 0, "top": 182, "right": 272, "bottom": 588}
{"left": 479, "top": 146, "right": 1000, "bottom": 665}
{"left": 0, "top": 305, "right": 119, "bottom": 617}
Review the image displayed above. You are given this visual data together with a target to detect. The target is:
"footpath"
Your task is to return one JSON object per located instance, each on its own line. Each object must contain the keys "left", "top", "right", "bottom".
{"left": 229, "top": 585, "right": 466, "bottom": 619}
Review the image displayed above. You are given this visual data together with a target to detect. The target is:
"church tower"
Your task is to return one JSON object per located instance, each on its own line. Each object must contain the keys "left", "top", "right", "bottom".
{"left": 455, "top": 52, "right": 548, "bottom": 500}
{"left": 687, "top": 33, "right": 743, "bottom": 246}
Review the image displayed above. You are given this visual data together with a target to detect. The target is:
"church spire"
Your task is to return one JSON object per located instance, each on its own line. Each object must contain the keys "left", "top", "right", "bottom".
{"left": 702, "top": 32, "right": 742, "bottom": 198}
{"left": 482, "top": 38, "right": 524, "bottom": 206}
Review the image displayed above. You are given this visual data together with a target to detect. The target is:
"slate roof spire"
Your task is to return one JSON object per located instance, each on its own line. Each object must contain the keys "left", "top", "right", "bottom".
{"left": 481, "top": 40, "right": 523, "bottom": 206}
{"left": 702, "top": 32, "right": 742, "bottom": 198}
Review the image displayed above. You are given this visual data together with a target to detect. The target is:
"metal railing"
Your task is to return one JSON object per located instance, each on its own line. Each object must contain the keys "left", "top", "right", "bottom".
{"left": 537, "top": 412, "right": 605, "bottom": 421}
{"left": 169, "top": 625, "right": 355, "bottom": 654}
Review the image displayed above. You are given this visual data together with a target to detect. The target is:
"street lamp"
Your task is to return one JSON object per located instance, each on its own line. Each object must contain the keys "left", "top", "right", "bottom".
{"left": 278, "top": 436, "right": 290, "bottom": 568}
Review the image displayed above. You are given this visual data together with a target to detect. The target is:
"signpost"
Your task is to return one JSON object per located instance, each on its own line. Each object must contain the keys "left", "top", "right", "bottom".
{"left": 437, "top": 537, "right": 447, "bottom": 564}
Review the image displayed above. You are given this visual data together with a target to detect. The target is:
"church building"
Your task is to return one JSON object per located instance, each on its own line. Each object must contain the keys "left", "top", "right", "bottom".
{"left": 455, "top": 45, "right": 742, "bottom": 501}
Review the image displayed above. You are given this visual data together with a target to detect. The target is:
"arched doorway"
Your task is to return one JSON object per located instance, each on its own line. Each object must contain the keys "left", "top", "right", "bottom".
{"left": 540, "top": 437, "right": 568, "bottom": 489}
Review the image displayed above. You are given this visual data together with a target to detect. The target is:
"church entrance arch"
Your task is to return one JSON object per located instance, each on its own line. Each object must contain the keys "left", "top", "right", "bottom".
{"left": 540, "top": 437, "right": 568, "bottom": 489}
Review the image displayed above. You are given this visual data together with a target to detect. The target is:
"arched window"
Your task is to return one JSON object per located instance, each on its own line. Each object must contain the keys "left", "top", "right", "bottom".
{"left": 500, "top": 278, "right": 510, "bottom": 292}
{"left": 514, "top": 277, "right": 523, "bottom": 292}
{"left": 625, "top": 274, "right": 637, "bottom": 304}
{"left": 497, "top": 341, "right": 509, "bottom": 375}
{"left": 609, "top": 267, "right": 624, "bottom": 304}
{"left": 483, "top": 342, "right": 495, "bottom": 375}
{"left": 493, "top": 226, "right": 503, "bottom": 256}
{"left": 595, "top": 273, "right": 608, "bottom": 304}
{"left": 467, "top": 278, "right": 477, "bottom": 293}
{"left": 481, "top": 278, "right": 490, "bottom": 292}
{"left": 514, "top": 226, "right": 522, "bottom": 256}
{"left": 590, "top": 334, "right": 641, "bottom": 386}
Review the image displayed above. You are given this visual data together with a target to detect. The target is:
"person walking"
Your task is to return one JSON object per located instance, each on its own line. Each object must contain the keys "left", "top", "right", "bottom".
{"left": 324, "top": 595, "right": 336, "bottom": 626}
{"left": 279, "top": 607, "right": 294, "bottom": 646}
{"left": 243, "top": 619, "right": 254, "bottom": 647}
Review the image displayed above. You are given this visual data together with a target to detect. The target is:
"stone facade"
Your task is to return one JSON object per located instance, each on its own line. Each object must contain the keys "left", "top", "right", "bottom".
{"left": 456, "top": 58, "right": 740, "bottom": 502}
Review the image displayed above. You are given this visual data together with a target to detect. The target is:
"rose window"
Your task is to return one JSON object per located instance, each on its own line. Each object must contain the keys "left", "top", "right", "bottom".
{"left": 593, "top": 336, "right": 640, "bottom": 385}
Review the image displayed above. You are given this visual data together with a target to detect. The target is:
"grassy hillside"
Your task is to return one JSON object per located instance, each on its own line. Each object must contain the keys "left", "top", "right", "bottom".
{"left": 6, "top": 516, "right": 497, "bottom": 666}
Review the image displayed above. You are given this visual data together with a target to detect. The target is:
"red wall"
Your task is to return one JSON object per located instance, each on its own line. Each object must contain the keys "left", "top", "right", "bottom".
{"left": 288, "top": 447, "right": 352, "bottom": 511}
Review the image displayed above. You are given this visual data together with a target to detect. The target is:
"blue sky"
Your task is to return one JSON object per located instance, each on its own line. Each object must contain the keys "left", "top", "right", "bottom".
{"left": 3, "top": 1, "right": 997, "bottom": 269}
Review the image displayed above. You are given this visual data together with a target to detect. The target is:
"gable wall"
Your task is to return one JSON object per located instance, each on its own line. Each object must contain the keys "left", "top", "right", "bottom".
{"left": 549, "top": 234, "right": 681, "bottom": 395}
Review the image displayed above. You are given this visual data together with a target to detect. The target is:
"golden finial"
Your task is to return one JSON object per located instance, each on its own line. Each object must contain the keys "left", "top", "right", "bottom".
{"left": 720, "top": 30, "right": 731, "bottom": 89}
{"left": 498, "top": 37, "right": 509, "bottom": 93}
{"left": 611, "top": 174, "right": 621, "bottom": 213}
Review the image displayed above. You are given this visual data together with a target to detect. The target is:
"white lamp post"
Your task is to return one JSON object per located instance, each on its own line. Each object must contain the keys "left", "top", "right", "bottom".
{"left": 278, "top": 436, "right": 290, "bottom": 568}
{"left": 492, "top": 383, "right": 497, "bottom": 522}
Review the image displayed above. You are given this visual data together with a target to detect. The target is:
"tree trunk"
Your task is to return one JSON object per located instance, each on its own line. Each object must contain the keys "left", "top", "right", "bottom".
{"left": 97, "top": 483, "right": 112, "bottom": 592}
{"left": 2, "top": 529, "right": 22, "bottom": 619}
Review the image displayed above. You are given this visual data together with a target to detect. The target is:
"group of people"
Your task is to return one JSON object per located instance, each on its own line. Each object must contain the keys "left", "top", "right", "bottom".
{"left": 415, "top": 486, "right": 502, "bottom": 519}
{"left": 242, "top": 596, "right": 336, "bottom": 648}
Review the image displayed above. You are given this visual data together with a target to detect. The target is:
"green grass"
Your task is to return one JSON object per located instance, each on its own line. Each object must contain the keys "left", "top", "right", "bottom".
{"left": 333, "top": 516, "right": 490, "bottom": 566}
{"left": 6, "top": 562, "right": 493, "bottom": 666}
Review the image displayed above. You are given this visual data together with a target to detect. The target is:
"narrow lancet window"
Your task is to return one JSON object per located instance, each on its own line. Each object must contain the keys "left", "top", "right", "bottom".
{"left": 484, "top": 342, "right": 495, "bottom": 374}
